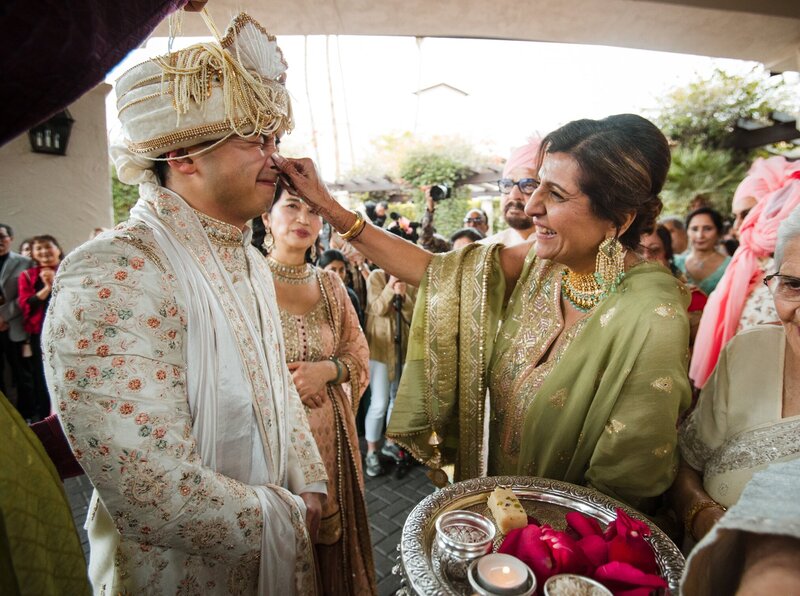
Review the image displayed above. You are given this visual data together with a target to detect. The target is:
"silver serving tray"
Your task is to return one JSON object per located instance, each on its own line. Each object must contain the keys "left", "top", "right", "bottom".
{"left": 398, "top": 475, "right": 683, "bottom": 595}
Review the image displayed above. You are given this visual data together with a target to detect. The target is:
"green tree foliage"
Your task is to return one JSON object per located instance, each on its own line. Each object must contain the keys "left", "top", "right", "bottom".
{"left": 654, "top": 67, "right": 798, "bottom": 152}
{"left": 397, "top": 150, "right": 471, "bottom": 188}
{"left": 397, "top": 150, "right": 473, "bottom": 239}
{"left": 653, "top": 67, "right": 799, "bottom": 216}
{"left": 347, "top": 134, "right": 496, "bottom": 239}
{"left": 111, "top": 165, "right": 138, "bottom": 224}
{"left": 661, "top": 146, "right": 748, "bottom": 216}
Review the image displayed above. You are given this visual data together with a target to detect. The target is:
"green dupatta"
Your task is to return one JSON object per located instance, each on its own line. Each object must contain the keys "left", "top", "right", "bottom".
{"left": 387, "top": 244, "right": 692, "bottom": 510}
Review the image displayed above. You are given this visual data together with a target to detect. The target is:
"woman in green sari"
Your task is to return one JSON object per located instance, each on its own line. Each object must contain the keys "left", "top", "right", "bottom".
{"left": 271, "top": 114, "right": 691, "bottom": 513}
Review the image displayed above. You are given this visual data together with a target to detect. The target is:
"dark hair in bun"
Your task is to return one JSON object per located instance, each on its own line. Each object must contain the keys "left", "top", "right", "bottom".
{"left": 539, "top": 114, "right": 670, "bottom": 251}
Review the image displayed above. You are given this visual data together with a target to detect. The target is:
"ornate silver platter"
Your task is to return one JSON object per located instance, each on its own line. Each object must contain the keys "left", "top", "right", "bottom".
{"left": 398, "top": 475, "right": 683, "bottom": 595}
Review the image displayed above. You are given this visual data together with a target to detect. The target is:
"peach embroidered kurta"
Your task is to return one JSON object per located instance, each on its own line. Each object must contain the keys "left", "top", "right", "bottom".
{"left": 277, "top": 269, "right": 377, "bottom": 595}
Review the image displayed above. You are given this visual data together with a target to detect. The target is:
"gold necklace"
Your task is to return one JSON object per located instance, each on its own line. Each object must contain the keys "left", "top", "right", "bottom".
{"left": 267, "top": 256, "right": 315, "bottom": 285}
{"left": 561, "top": 268, "right": 604, "bottom": 312}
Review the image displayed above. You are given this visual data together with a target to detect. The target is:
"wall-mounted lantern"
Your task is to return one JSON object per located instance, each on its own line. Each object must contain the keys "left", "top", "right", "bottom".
{"left": 28, "top": 110, "right": 75, "bottom": 155}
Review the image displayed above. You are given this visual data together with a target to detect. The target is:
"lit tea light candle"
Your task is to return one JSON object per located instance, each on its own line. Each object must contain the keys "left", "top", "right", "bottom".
{"left": 476, "top": 553, "right": 529, "bottom": 594}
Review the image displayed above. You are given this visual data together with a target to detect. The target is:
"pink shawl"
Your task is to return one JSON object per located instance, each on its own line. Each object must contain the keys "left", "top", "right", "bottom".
{"left": 690, "top": 157, "right": 800, "bottom": 387}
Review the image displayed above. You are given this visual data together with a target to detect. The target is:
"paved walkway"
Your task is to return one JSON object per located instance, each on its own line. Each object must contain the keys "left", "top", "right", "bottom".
{"left": 65, "top": 454, "right": 435, "bottom": 596}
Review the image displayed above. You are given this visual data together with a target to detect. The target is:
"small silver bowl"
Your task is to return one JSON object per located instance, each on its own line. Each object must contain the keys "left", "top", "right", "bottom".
{"left": 543, "top": 573, "right": 613, "bottom": 596}
{"left": 434, "top": 509, "right": 496, "bottom": 558}
{"left": 434, "top": 510, "right": 496, "bottom": 581}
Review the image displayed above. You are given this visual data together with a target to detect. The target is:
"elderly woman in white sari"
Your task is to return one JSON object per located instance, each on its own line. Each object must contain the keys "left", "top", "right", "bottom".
{"left": 673, "top": 205, "right": 800, "bottom": 543}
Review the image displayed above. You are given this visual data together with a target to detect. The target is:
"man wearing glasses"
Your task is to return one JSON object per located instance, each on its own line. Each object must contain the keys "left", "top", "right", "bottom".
{"left": 481, "top": 139, "right": 541, "bottom": 247}
{"left": 462, "top": 208, "right": 489, "bottom": 236}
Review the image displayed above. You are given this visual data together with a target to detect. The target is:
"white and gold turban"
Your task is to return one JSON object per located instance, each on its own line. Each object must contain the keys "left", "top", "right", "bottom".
{"left": 114, "top": 12, "right": 293, "bottom": 160}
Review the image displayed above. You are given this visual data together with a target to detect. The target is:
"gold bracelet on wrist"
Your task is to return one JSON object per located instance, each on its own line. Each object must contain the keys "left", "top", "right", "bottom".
{"left": 339, "top": 210, "right": 366, "bottom": 242}
{"left": 685, "top": 499, "right": 726, "bottom": 539}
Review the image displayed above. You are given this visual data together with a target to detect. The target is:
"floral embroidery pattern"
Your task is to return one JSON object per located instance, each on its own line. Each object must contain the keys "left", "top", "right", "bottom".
{"left": 489, "top": 261, "right": 588, "bottom": 474}
{"left": 44, "top": 215, "right": 321, "bottom": 594}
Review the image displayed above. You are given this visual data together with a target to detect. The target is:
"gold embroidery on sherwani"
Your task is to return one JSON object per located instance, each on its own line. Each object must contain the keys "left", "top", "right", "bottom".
{"left": 155, "top": 191, "right": 326, "bottom": 487}
{"left": 116, "top": 232, "right": 166, "bottom": 272}
{"left": 195, "top": 209, "right": 243, "bottom": 248}
{"left": 651, "top": 376, "right": 674, "bottom": 393}
{"left": 46, "top": 188, "right": 326, "bottom": 594}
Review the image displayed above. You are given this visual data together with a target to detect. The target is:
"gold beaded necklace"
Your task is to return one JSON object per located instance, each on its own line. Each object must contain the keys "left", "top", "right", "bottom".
{"left": 267, "top": 255, "right": 315, "bottom": 285}
{"left": 561, "top": 268, "right": 604, "bottom": 312}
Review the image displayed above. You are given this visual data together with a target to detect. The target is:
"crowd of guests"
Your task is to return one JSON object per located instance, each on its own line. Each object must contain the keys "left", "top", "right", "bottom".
{"left": 3, "top": 135, "right": 800, "bottom": 596}
{"left": 0, "top": 227, "right": 62, "bottom": 423}
{"left": 3, "top": 143, "right": 800, "bottom": 594}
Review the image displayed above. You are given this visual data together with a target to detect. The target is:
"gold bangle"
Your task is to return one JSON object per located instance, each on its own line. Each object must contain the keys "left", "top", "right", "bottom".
{"left": 685, "top": 499, "right": 726, "bottom": 539}
{"left": 339, "top": 210, "right": 366, "bottom": 242}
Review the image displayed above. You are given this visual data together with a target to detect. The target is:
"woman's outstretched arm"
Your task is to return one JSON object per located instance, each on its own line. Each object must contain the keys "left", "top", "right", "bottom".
{"left": 271, "top": 153, "right": 432, "bottom": 286}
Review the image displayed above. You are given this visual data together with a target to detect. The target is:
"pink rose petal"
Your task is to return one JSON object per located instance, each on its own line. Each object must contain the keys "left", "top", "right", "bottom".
{"left": 578, "top": 534, "right": 609, "bottom": 568}
{"left": 566, "top": 511, "right": 604, "bottom": 538}
{"left": 595, "top": 561, "right": 667, "bottom": 594}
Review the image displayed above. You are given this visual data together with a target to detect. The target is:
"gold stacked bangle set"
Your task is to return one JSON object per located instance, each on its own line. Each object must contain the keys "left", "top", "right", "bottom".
{"left": 339, "top": 210, "right": 367, "bottom": 242}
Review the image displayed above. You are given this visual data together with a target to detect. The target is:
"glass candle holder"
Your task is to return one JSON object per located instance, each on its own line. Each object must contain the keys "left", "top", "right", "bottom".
{"left": 467, "top": 554, "right": 537, "bottom": 596}
{"left": 434, "top": 510, "right": 496, "bottom": 582}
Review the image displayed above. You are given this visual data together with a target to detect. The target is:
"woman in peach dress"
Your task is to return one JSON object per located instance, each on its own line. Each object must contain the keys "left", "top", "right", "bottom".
{"left": 258, "top": 187, "right": 376, "bottom": 595}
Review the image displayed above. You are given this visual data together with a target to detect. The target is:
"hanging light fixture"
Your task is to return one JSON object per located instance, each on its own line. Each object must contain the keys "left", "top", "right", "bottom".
{"left": 28, "top": 110, "right": 75, "bottom": 156}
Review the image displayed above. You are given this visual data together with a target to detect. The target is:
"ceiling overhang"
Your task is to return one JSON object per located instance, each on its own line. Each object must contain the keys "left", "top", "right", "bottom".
{"left": 154, "top": 0, "right": 800, "bottom": 71}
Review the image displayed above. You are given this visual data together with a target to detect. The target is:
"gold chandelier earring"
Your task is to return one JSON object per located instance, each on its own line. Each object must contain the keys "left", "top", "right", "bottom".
{"left": 262, "top": 228, "right": 275, "bottom": 253}
{"left": 309, "top": 243, "right": 317, "bottom": 261}
{"left": 595, "top": 236, "right": 626, "bottom": 294}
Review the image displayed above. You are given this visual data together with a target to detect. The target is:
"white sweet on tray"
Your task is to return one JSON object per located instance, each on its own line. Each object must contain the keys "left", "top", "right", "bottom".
{"left": 487, "top": 487, "right": 527, "bottom": 534}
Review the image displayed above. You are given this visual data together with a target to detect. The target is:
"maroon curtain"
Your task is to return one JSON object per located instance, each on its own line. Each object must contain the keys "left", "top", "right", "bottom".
{"left": 1, "top": 0, "right": 187, "bottom": 145}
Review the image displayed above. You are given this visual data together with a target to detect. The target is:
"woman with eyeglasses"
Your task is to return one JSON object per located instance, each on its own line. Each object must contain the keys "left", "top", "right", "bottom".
{"left": 272, "top": 114, "right": 691, "bottom": 513}
{"left": 672, "top": 205, "right": 800, "bottom": 544}
{"left": 690, "top": 157, "right": 800, "bottom": 389}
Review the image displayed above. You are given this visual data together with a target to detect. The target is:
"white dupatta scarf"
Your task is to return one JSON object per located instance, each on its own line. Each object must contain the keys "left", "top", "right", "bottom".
{"left": 129, "top": 182, "right": 312, "bottom": 594}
